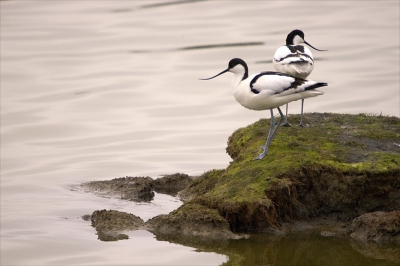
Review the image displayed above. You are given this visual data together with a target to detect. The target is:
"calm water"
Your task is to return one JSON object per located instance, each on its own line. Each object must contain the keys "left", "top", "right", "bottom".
{"left": 1, "top": 1, "right": 399, "bottom": 265}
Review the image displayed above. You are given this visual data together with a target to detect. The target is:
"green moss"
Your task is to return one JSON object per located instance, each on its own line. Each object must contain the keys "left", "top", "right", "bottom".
{"left": 182, "top": 113, "right": 400, "bottom": 231}
{"left": 172, "top": 203, "right": 226, "bottom": 222}
{"left": 350, "top": 113, "right": 400, "bottom": 140}
{"left": 214, "top": 112, "right": 398, "bottom": 191}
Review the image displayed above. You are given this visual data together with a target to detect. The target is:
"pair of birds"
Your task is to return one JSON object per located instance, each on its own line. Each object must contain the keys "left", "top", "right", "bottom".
{"left": 201, "top": 30, "right": 328, "bottom": 160}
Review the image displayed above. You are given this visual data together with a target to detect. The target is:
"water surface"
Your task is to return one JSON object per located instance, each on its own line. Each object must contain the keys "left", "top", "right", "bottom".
{"left": 1, "top": 1, "right": 399, "bottom": 265}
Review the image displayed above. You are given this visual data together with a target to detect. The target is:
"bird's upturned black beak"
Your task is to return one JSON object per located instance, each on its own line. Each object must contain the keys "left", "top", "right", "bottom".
{"left": 199, "top": 68, "right": 229, "bottom": 80}
{"left": 304, "top": 41, "right": 328, "bottom": 51}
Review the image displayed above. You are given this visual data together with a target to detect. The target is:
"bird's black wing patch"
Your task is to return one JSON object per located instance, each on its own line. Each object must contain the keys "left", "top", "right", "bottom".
{"left": 288, "top": 45, "right": 305, "bottom": 53}
{"left": 289, "top": 78, "right": 328, "bottom": 92}
{"left": 250, "top": 71, "right": 294, "bottom": 94}
{"left": 249, "top": 71, "right": 327, "bottom": 95}
{"left": 305, "top": 82, "right": 328, "bottom": 90}
{"left": 290, "top": 77, "right": 306, "bottom": 90}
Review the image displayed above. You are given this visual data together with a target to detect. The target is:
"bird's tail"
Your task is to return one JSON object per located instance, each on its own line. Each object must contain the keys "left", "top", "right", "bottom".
{"left": 304, "top": 82, "right": 328, "bottom": 91}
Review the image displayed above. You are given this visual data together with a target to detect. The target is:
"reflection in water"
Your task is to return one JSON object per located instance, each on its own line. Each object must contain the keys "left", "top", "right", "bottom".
{"left": 96, "top": 231, "right": 129, "bottom": 242}
{"left": 154, "top": 233, "right": 400, "bottom": 266}
{"left": 350, "top": 239, "right": 400, "bottom": 264}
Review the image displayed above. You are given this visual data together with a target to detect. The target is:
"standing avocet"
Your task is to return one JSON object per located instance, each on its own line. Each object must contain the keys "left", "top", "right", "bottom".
{"left": 273, "top": 29, "right": 327, "bottom": 127}
{"left": 200, "top": 58, "right": 328, "bottom": 160}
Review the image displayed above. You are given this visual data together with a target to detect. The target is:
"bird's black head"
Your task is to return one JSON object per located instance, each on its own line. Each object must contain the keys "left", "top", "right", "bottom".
{"left": 285, "top": 29, "right": 328, "bottom": 51}
{"left": 228, "top": 58, "right": 247, "bottom": 70}
{"left": 228, "top": 58, "right": 248, "bottom": 80}
{"left": 199, "top": 58, "right": 248, "bottom": 81}
{"left": 286, "top": 29, "right": 305, "bottom": 45}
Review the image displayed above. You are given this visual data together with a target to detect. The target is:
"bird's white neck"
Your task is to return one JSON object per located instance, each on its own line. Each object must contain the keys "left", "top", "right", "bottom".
{"left": 229, "top": 64, "right": 248, "bottom": 88}
{"left": 231, "top": 72, "right": 244, "bottom": 88}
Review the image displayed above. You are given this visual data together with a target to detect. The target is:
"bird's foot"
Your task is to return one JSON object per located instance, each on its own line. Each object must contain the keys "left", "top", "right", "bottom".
{"left": 254, "top": 153, "right": 266, "bottom": 160}
{"left": 282, "top": 121, "right": 291, "bottom": 127}
{"left": 298, "top": 122, "right": 307, "bottom": 127}
{"left": 253, "top": 145, "right": 267, "bottom": 160}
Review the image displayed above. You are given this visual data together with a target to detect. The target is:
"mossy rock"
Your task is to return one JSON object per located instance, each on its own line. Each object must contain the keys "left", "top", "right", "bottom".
{"left": 81, "top": 174, "right": 193, "bottom": 201}
{"left": 350, "top": 210, "right": 400, "bottom": 244}
{"left": 90, "top": 209, "right": 145, "bottom": 241}
{"left": 145, "top": 203, "right": 242, "bottom": 239}
{"left": 181, "top": 113, "right": 400, "bottom": 232}
{"left": 153, "top": 173, "right": 193, "bottom": 196}
{"left": 82, "top": 176, "right": 155, "bottom": 202}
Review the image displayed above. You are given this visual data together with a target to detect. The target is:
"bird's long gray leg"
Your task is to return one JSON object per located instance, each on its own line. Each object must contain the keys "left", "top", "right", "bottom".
{"left": 255, "top": 109, "right": 274, "bottom": 160}
{"left": 268, "top": 107, "right": 284, "bottom": 142}
{"left": 299, "top": 99, "right": 306, "bottom": 127}
{"left": 282, "top": 104, "right": 291, "bottom": 127}
{"left": 255, "top": 108, "right": 285, "bottom": 160}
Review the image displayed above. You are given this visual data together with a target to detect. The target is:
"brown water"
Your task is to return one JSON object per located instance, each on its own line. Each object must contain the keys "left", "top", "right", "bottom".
{"left": 1, "top": 1, "right": 399, "bottom": 265}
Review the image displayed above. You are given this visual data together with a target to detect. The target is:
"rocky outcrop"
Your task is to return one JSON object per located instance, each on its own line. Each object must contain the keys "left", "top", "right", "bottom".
{"left": 81, "top": 173, "right": 194, "bottom": 202}
{"left": 83, "top": 176, "right": 155, "bottom": 202}
{"left": 153, "top": 173, "right": 193, "bottom": 196}
{"left": 350, "top": 211, "right": 400, "bottom": 244}
{"left": 90, "top": 209, "right": 145, "bottom": 241}
{"left": 144, "top": 203, "right": 243, "bottom": 240}
{"left": 86, "top": 204, "right": 243, "bottom": 241}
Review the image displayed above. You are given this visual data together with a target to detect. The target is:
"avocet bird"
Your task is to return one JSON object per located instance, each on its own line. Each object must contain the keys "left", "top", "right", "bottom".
{"left": 273, "top": 29, "right": 327, "bottom": 127}
{"left": 200, "top": 58, "right": 327, "bottom": 160}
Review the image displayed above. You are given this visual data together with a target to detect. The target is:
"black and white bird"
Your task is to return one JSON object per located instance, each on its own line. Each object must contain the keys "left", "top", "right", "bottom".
{"left": 273, "top": 29, "right": 327, "bottom": 126}
{"left": 200, "top": 58, "right": 328, "bottom": 160}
